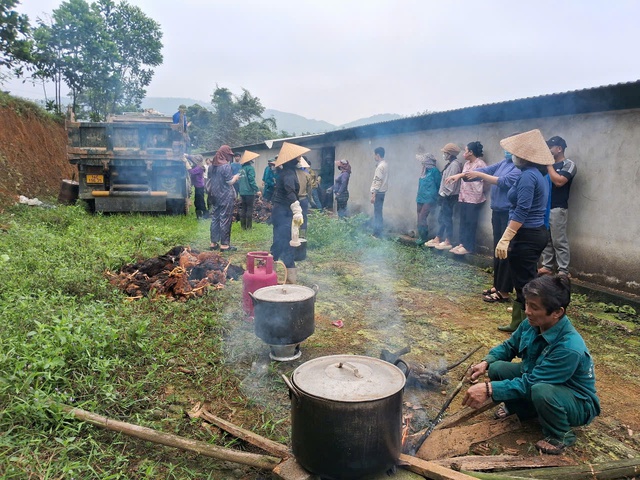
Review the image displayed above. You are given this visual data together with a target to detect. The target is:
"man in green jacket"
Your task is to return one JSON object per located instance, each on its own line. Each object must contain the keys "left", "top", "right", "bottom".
{"left": 462, "top": 275, "right": 600, "bottom": 454}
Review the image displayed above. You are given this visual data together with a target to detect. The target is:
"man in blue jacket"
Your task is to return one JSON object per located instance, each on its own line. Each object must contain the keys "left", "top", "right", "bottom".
{"left": 462, "top": 275, "right": 600, "bottom": 454}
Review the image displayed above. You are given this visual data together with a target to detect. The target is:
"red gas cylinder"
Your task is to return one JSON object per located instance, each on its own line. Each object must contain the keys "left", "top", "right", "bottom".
{"left": 243, "top": 251, "right": 278, "bottom": 316}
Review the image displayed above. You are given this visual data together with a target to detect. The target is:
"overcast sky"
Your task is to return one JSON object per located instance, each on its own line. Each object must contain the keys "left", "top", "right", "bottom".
{"left": 7, "top": 0, "right": 640, "bottom": 125}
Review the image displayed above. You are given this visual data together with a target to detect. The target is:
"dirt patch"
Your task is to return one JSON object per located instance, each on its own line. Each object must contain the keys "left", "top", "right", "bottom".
{"left": 0, "top": 97, "right": 75, "bottom": 208}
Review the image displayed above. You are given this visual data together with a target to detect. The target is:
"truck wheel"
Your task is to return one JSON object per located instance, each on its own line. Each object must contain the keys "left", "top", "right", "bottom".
{"left": 84, "top": 199, "right": 96, "bottom": 214}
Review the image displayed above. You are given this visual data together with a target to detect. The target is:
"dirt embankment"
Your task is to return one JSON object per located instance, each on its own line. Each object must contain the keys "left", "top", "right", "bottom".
{"left": 0, "top": 96, "right": 75, "bottom": 208}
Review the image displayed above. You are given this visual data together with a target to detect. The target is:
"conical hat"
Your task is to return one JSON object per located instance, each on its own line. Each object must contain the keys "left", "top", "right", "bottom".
{"left": 500, "top": 129, "right": 554, "bottom": 166}
{"left": 240, "top": 150, "right": 259, "bottom": 165}
{"left": 275, "top": 142, "right": 310, "bottom": 167}
{"left": 297, "top": 157, "right": 310, "bottom": 168}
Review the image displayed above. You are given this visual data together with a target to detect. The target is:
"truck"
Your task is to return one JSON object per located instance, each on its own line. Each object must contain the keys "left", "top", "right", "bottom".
{"left": 67, "top": 112, "right": 190, "bottom": 214}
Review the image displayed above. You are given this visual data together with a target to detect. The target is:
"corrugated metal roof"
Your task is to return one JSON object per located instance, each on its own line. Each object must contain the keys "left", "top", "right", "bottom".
{"left": 232, "top": 80, "right": 640, "bottom": 149}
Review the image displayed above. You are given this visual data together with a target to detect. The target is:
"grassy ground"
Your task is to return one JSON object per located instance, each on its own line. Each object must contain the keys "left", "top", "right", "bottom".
{"left": 1, "top": 203, "right": 639, "bottom": 479}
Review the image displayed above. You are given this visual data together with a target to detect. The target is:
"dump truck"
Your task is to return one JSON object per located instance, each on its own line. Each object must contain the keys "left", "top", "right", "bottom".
{"left": 67, "top": 112, "right": 190, "bottom": 214}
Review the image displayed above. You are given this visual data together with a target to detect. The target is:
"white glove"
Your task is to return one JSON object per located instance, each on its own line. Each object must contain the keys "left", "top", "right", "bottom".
{"left": 291, "top": 201, "right": 303, "bottom": 227}
{"left": 495, "top": 226, "right": 518, "bottom": 259}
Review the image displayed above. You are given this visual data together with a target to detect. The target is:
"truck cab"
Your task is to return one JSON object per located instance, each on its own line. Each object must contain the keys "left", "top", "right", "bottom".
{"left": 67, "top": 112, "right": 190, "bottom": 214}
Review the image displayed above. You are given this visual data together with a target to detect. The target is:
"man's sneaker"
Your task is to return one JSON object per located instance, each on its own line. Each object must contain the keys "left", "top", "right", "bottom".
{"left": 424, "top": 238, "right": 439, "bottom": 248}
{"left": 434, "top": 242, "right": 452, "bottom": 250}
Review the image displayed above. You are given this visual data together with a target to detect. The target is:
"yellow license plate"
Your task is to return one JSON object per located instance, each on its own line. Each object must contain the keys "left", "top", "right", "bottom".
{"left": 86, "top": 174, "right": 104, "bottom": 184}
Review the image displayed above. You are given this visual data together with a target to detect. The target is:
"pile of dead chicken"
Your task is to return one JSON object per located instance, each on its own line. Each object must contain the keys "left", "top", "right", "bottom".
{"left": 106, "top": 246, "right": 244, "bottom": 301}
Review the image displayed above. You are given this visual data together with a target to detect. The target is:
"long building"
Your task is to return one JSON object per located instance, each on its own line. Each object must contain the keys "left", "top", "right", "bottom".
{"left": 234, "top": 80, "right": 640, "bottom": 295}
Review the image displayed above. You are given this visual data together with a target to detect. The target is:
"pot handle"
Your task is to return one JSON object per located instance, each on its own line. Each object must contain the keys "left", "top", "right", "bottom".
{"left": 311, "top": 284, "right": 319, "bottom": 295}
{"left": 337, "top": 362, "right": 363, "bottom": 378}
{"left": 281, "top": 374, "right": 300, "bottom": 400}
{"left": 394, "top": 358, "right": 411, "bottom": 378}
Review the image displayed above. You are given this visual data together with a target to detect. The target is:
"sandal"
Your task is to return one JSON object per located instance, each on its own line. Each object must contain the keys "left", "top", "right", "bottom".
{"left": 219, "top": 245, "right": 237, "bottom": 252}
{"left": 483, "top": 292, "right": 510, "bottom": 303}
{"left": 482, "top": 287, "right": 496, "bottom": 296}
{"left": 209, "top": 243, "right": 219, "bottom": 250}
{"left": 535, "top": 438, "right": 567, "bottom": 455}
{"left": 494, "top": 404, "right": 510, "bottom": 420}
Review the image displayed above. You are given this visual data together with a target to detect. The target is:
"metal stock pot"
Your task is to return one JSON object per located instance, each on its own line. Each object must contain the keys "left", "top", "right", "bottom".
{"left": 283, "top": 355, "right": 406, "bottom": 480}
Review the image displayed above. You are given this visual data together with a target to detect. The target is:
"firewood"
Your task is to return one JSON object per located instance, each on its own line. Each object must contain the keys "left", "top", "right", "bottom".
{"left": 432, "top": 455, "right": 576, "bottom": 472}
{"left": 417, "top": 416, "right": 521, "bottom": 461}
{"left": 435, "top": 399, "right": 495, "bottom": 431}
{"left": 460, "top": 458, "right": 640, "bottom": 479}
{"left": 197, "top": 409, "right": 291, "bottom": 459}
{"left": 398, "top": 454, "right": 479, "bottom": 480}
{"left": 61, "top": 404, "right": 280, "bottom": 470}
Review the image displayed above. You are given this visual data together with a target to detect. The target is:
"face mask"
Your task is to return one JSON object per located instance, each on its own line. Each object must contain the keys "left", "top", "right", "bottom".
{"left": 512, "top": 155, "right": 526, "bottom": 168}
{"left": 504, "top": 151, "right": 513, "bottom": 161}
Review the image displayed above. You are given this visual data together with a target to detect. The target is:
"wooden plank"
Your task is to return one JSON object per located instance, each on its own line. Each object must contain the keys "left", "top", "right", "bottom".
{"left": 62, "top": 404, "right": 281, "bottom": 470}
{"left": 399, "top": 454, "right": 479, "bottom": 480}
{"left": 432, "top": 455, "right": 577, "bottom": 472}
{"left": 198, "top": 409, "right": 291, "bottom": 459}
{"left": 435, "top": 400, "right": 496, "bottom": 431}
{"left": 272, "top": 457, "right": 317, "bottom": 480}
{"left": 417, "top": 416, "right": 521, "bottom": 461}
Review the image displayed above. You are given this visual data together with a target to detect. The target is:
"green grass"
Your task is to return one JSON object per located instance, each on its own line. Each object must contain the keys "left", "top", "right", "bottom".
{"left": 1, "top": 204, "right": 638, "bottom": 478}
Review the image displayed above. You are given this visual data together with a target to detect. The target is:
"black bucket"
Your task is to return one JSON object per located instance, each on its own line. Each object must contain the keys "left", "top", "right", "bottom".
{"left": 58, "top": 179, "right": 79, "bottom": 205}
{"left": 293, "top": 238, "right": 307, "bottom": 261}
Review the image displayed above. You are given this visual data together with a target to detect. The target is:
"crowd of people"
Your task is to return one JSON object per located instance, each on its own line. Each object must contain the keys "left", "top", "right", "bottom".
{"left": 180, "top": 115, "right": 596, "bottom": 454}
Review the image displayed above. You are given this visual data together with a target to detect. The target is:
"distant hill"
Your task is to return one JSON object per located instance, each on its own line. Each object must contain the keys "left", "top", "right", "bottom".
{"left": 263, "top": 109, "right": 335, "bottom": 135}
{"left": 141, "top": 97, "right": 403, "bottom": 135}
{"left": 339, "top": 113, "right": 403, "bottom": 129}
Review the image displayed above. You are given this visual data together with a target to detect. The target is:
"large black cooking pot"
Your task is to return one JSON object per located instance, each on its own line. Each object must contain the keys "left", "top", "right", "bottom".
{"left": 249, "top": 284, "right": 317, "bottom": 345}
{"left": 283, "top": 355, "right": 406, "bottom": 480}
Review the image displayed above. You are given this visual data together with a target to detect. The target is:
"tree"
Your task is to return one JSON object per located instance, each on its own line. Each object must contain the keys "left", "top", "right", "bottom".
{"left": 31, "top": 0, "right": 162, "bottom": 119}
{"left": 0, "top": 0, "right": 32, "bottom": 78}
{"left": 208, "top": 86, "right": 279, "bottom": 148}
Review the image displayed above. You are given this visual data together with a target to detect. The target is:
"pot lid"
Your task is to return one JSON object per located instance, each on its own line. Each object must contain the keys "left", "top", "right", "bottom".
{"left": 291, "top": 355, "right": 405, "bottom": 402}
{"left": 253, "top": 284, "right": 315, "bottom": 303}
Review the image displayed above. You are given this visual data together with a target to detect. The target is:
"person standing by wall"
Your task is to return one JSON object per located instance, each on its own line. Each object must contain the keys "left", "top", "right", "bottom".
{"left": 426, "top": 143, "right": 463, "bottom": 250}
{"left": 463, "top": 145, "right": 521, "bottom": 302}
{"left": 539, "top": 136, "right": 576, "bottom": 277}
{"left": 370, "top": 147, "right": 388, "bottom": 238}
{"left": 296, "top": 157, "right": 313, "bottom": 238}
{"left": 172, "top": 104, "right": 191, "bottom": 152}
{"left": 445, "top": 141, "right": 487, "bottom": 255}
{"left": 238, "top": 150, "right": 260, "bottom": 230}
{"left": 271, "top": 142, "right": 309, "bottom": 284}
{"left": 494, "top": 129, "right": 552, "bottom": 332}
{"left": 332, "top": 159, "right": 351, "bottom": 218}
{"left": 415, "top": 151, "right": 441, "bottom": 245}
{"left": 308, "top": 160, "right": 323, "bottom": 210}
{"left": 207, "top": 145, "right": 241, "bottom": 252}
{"left": 262, "top": 158, "right": 277, "bottom": 202}
{"left": 183, "top": 154, "right": 207, "bottom": 220}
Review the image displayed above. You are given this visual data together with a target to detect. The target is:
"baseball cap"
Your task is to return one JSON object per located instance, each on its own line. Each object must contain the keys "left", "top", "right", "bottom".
{"left": 546, "top": 136, "right": 567, "bottom": 149}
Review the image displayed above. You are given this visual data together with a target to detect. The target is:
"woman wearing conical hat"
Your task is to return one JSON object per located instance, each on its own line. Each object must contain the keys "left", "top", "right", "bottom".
{"left": 270, "top": 142, "right": 310, "bottom": 283}
{"left": 494, "top": 129, "right": 553, "bottom": 332}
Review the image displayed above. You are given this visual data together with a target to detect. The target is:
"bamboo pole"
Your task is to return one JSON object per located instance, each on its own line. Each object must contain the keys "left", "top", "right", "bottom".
{"left": 459, "top": 457, "right": 640, "bottom": 480}
{"left": 62, "top": 404, "right": 281, "bottom": 470}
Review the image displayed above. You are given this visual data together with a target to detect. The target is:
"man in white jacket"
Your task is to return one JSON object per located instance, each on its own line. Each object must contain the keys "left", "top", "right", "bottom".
{"left": 370, "top": 147, "right": 389, "bottom": 238}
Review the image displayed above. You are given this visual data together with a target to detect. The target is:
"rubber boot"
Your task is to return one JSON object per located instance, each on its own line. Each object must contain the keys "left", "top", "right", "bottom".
{"left": 240, "top": 217, "right": 247, "bottom": 230}
{"left": 285, "top": 267, "right": 297, "bottom": 284}
{"left": 416, "top": 227, "right": 429, "bottom": 245}
{"left": 246, "top": 217, "right": 252, "bottom": 230}
{"left": 498, "top": 301, "right": 526, "bottom": 332}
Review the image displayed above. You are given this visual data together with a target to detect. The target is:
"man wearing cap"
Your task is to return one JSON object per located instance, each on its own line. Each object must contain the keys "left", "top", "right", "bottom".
{"left": 426, "top": 143, "right": 463, "bottom": 250}
{"left": 539, "top": 136, "right": 577, "bottom": 277}
{"left": 370, "top": 147, "right": 388, "bottom": 238}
